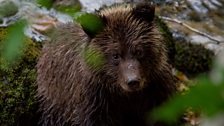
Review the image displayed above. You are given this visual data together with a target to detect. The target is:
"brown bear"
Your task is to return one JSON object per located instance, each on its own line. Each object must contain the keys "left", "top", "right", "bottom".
{"left": 37, "top": 3, "right": 177, "bottom": 126}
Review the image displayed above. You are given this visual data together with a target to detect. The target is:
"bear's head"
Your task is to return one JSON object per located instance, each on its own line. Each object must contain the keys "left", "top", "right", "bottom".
{"left": 82, "top": 3, "right": 169, "bottom": 93}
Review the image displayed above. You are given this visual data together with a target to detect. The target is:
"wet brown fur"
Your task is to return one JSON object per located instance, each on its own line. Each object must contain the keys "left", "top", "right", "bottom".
{"left": 37, "top": 3, "right": 177, "bottom": 126}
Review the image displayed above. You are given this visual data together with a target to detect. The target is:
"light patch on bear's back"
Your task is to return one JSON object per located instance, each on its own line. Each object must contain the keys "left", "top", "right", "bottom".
{"left": 98, "top": 4, "right": 134, "bottom": 17}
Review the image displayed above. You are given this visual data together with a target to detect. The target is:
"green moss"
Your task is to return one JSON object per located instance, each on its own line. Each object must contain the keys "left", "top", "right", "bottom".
{"left": 55, "top": 4, "right": 81, "bottom": 17}
{"left": 0, "top": 27, "right": 41, "bottom": 125}
{"left": 174, "top": 41, "right": 214, "bottom": 78}
{"left": 0, "top": 0, "right": 18, "bottom": 18}
{"left": 155, "top": 16, "right": 176, "bottom": 64}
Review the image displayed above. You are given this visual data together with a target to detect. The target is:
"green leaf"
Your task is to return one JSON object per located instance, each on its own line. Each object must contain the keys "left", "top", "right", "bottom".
{"left": 152, "top": 76, "right": 224, "bottom": 123}
{"left": 82, "top": 46, "right": 105, "bottom": 71}
{"left": 1, "top": 20, "right": 27, "bottom": 64}
{"left": 75, "top": 13, "right": 105, "bottom": 37}
{"left": 36, "top": 0, "right": 53, "bottom": 9}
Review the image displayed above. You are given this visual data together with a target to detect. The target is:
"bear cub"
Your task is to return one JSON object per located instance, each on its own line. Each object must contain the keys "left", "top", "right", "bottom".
{"left": 37, "top": 3, "right": 176, "bottom": 126}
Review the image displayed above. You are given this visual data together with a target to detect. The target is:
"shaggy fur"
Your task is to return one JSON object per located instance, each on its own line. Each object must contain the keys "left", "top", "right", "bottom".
{"left": 37, "top": 3, "right": 177, "bottom": 126}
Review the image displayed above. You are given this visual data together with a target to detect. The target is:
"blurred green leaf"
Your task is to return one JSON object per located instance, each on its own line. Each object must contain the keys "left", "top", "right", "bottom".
{"left": 36, "top": 0, "right": 53, "bottom": 9}
{"left": 82, "top": 46, "right": 105, "bottom": 70}
{"left": 152, "top": 76, "right": 224, "bottom": 123}
{"left": 75, "top": 13, "right": 105, "bottom": 37}
{"left": 1, "top": 20, "right": 27, "bottom": 64}
{"left": 56, "top": 5, "right": 81, "bottom": 17}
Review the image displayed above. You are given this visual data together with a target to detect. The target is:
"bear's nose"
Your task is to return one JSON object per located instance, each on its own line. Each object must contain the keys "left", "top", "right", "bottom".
{"left": 127, "top": 79, "right": 140, "bottom": 89}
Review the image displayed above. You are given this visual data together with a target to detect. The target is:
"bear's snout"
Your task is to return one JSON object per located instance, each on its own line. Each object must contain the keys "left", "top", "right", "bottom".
{"left": 120, "top": 59, "right": 144, "bottom": 92}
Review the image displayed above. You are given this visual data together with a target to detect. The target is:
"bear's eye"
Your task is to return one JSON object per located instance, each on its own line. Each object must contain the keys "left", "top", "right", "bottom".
{"left": 112, "top": 53, "right": 120, "bottom": 60}
{"left": 111, "top": 52, "right": 121, "bottom": 65}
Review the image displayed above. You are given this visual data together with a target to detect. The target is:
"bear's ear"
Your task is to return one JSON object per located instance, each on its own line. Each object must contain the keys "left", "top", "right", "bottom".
{"left": 132, "top": 3, "right": 155, "bottom": 23}
{"left": 76, "top": 13, "right": 106, "bottom": 38}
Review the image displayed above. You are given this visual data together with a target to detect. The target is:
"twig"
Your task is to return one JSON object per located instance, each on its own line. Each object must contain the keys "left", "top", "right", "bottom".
{"left": 159, "top": 16, "right": 223, "bottom": 44}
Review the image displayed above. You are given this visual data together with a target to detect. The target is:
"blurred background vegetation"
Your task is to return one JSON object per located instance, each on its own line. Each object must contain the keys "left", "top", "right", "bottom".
{"left": 0, "top": 0, "right": 224, "bottom": 126}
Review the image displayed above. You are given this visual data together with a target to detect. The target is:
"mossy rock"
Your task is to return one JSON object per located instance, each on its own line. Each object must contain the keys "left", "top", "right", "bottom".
{"left": 174, "top": 41, "right": 214, "bottom": 77}
{"left": 155, "top": 17, "right": 214, "bottom": 77}
{"left": 0, "top": 27, "right": 41, "bottom": 126}
{"left": 0, "top": 0, "right": 18, "bottom": 18}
